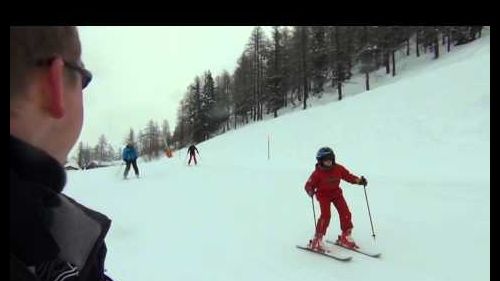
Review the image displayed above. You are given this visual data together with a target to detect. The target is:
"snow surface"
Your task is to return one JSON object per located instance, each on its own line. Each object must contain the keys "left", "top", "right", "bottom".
{"left": 65, "top": 34, "right": 490, "bottom": 281}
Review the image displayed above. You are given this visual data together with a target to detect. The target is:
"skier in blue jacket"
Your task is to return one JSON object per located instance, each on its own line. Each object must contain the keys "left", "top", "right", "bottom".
{"left": 122, "top": 142, "right": 139, "bottom": 179}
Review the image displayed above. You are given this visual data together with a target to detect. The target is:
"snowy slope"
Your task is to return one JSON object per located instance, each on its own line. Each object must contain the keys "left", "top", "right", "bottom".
{"left": 65, "top": 34, "right": 489, "bottom": 281}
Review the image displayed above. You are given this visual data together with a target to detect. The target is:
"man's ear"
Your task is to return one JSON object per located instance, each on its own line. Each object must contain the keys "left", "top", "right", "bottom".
{"left": 44, "top": 57, "right": 65, "bottom": 119}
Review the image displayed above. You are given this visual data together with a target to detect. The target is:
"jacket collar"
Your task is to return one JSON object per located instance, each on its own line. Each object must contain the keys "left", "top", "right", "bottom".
{"left": 10, "top": 136, "right": 66, "bottom": 193}
{"left": 315, "top": 162, "right": 335, "bottom": 171}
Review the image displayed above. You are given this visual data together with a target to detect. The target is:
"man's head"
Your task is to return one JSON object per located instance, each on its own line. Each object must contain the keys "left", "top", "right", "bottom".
{"left": 10, "top": 26, "right": 91, "bottom": 164}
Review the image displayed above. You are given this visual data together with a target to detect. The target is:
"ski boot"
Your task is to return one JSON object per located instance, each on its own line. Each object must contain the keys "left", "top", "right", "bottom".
{"left": 336, "top": 229, "right": 359, "bottom": 249}
{"left": 308, "top": 233, "right": 326, "bottom": 252}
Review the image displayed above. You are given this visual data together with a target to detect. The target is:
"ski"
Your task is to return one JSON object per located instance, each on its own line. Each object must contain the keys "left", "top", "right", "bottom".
{"left": 296, "top": 245, "right": 352, "bottom": 262}
{"left": 326, "top": 240, "right": 381, "bottom": 258}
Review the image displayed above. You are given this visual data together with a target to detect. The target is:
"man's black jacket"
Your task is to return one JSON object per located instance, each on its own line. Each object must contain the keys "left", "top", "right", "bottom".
{"left": 10, "top": 136, "right": 112, "bottom": 281}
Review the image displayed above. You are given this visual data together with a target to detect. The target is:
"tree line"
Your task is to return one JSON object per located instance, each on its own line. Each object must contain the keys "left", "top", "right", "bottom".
{"left": 72, "top": 26, "right": 484, "bottom": 168}
{"left": 171, "top": 26, "right": 484, "bottom": 148}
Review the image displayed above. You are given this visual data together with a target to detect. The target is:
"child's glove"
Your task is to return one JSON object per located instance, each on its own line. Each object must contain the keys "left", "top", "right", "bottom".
{"left": 359, "top": 176, "right": 368, "bottom": 186}
{"left": 305, "top": 186, "right": 316, "bottom": 197}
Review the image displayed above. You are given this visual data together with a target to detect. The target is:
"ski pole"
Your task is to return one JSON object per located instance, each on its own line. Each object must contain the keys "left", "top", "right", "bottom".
{"left": 311, "top": 195, "right": 317, "bottom": 230}
{"left": 362, "top": 183, "right": 377, "bottom": 240}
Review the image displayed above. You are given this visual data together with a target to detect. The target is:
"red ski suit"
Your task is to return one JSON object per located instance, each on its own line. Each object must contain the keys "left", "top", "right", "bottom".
{"left": 305, "top": 163, "right": 361, "bottom": 237}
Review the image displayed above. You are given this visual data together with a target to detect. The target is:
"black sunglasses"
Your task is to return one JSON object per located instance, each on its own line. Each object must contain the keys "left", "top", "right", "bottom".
{"left": 36, "top": 57, "right": 93, "bottom": 89}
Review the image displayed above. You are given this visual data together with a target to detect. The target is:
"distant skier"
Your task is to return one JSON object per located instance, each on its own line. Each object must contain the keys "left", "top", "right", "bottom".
{"left": 305, "top": 147, "right": 367, "bottom": 251}
{"left": 122, "top": 142, "right": 140, "bottom": 179}
{"left": 164, "top": 147, "right": 173, "bottom": 158}
{"left": 187, "top": 144, "right": 200, "bottom": 165}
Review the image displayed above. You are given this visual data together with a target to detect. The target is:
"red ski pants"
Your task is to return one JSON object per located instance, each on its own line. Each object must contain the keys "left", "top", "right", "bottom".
{"left": 315, "top": 195, "right": 353, "bottom": 236}
{"left": 188, "top": 154, "right": 197, "bottom": 165}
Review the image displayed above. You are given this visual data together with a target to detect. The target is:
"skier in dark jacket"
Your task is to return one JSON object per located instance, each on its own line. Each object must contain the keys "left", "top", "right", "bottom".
{"left": 10, "top": 26, "right": 113, "bottom": 281}
{"left": 187, "top": 144, "right": 200, "bottom": 165}
{"left": 122, "top": 142, "right": 140, "bottom": 179}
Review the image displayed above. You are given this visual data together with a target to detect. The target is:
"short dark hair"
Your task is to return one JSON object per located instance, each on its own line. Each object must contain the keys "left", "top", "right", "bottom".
{"left": 10, "top": 26, "right": 81, "bottom": 98}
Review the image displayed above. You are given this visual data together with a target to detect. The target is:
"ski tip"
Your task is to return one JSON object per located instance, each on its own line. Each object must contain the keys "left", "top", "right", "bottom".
{"left": 296, "top": 245, "right": 352, "bottom": 261}
{"left": 325, "top": 240, "right": 382, "bottom": 258}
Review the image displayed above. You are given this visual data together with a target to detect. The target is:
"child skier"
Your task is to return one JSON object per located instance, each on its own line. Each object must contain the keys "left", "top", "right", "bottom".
{"left": 305, "top": 147, "right": 367, "bottom": 251}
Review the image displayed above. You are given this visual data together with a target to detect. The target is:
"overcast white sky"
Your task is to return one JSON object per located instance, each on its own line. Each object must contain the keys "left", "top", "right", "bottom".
{"left": 75, "top": 26, "right": 267, "bottom": 153}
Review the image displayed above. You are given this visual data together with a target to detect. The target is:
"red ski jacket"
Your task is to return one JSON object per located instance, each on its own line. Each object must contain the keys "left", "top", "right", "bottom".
{"left": 305, "top": 163, "right": 360, "bottom": 199}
